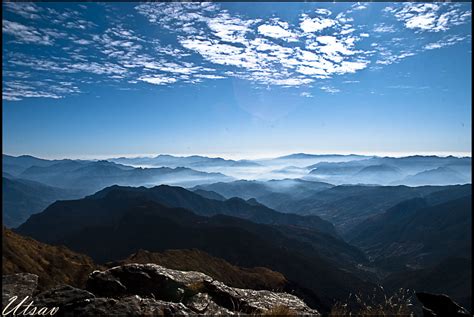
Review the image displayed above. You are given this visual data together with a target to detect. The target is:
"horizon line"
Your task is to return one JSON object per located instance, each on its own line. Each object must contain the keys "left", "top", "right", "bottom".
{"left": 3, "top": 151, "right": 472, "bottom": 161}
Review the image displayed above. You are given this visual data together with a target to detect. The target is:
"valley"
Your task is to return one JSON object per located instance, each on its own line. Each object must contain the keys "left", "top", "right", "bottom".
{"left": 2, "top": 153, "right": 472, "bottom": 313}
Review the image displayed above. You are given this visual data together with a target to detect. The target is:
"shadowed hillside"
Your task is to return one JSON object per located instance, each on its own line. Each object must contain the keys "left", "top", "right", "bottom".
{"left": 2, "top": 227, "right": 97, "bottom": 290}
{"left": 2, "top": 176, "right": 81, "bottom": 228}
{"left": 110, "top": 249, "right": 288, "bottom": 291}
{"left": 16, "top": 186, "right": 376, "bottom": 312}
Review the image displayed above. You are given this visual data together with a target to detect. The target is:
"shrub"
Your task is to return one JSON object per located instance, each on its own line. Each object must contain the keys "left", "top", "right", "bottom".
{"left": 329, "top": 287, "right": 416, "bottom": 316}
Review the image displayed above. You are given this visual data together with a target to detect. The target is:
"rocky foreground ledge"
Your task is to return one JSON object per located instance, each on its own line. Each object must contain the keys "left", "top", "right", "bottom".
{"left": 2, "top": 263, "right": 320, "bottom": 316}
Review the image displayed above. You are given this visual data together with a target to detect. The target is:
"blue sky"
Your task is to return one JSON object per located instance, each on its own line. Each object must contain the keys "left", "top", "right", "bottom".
{"left": 2, "top": 2, "right": 472, "bottom": 159}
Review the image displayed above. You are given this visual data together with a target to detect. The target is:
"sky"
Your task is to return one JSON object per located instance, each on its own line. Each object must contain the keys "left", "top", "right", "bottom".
{"left": 2, "top": 2, "right": 472, "bottom": 159}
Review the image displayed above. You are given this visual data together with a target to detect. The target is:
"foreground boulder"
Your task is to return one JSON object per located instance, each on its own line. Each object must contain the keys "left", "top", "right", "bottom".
{"left": 87, "top": 263, "right": 213, "bottom": 301}
{"left": 2, "top": 273, "right": 38, "bottom": 308}
{"left": 86, "top": 263, "right": 319, "bottom": 315}
{"left": 3, "top": 264, "right": 319, "bottom": 316}
{"left": 416, "top": 292, "right": 471, "bottom": 317}
{"left": 34, "top": 286, "right": 194, "bottom": 316}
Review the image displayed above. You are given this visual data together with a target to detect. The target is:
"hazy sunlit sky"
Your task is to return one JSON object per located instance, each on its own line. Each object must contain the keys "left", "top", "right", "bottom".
{"left": 2, "top": 2, "right": 472, "bottom": 159}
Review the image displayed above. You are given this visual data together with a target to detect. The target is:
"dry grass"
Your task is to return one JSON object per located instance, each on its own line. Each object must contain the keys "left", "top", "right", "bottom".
{"left": 3, "top": 227, "right": 98, "bottom": 290}
{"left": 262, "top": 305, "right": 297, "bottom": 316}
{"left": 329, "top": 287, "right": 415, "bottom": 316}
{"left": 114, "top": 249, "right": 287, "bottom": 291}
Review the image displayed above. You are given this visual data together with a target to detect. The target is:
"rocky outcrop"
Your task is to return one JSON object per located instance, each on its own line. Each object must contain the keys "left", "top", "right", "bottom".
{"left": 87, "top": 263, "right": 213, "bottom": 301}
{"left": 416, "top": 292, "right": 471, "bottom": 317}
{"left": 112, "top": 248, "right": 288, "bottom": 291}
{"left": 34, "top": 286, "right": 194, "bottom": 316}
{"left": 2, "top": 264, "right": 319, "bottom": 316}
{"left": 2, "top": 273, "right": 38, "bottom": 308}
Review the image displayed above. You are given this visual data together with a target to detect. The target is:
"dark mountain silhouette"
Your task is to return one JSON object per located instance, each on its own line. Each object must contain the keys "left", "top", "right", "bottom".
{"left": 194, "top": 180, "right": 276, "bottom": 200}
{"left": 423, "top": 183, "right": 473, "bottom": 206}
{"left": 15, "top": 187, "right": 375, "bottom": 311}
{"left": 192, "top": 189, "right": 226, "bottom": 201}
{"left": 273, "top": 185, "right": 458, "bottom": 235}
{"left": 383, "top": 257, "right": 472, "bottom": 310}
{"left": 87, "top": 185, "right": 338, "bottom": 237}
{"left": 197, "top": 182, "right": 472, "bottom": 236}
{"left": 348, "top": 194, "right": 471, "bottom": 271}
{"left": 344, "top": 186, "right": 472, "bottom": 308}
{"left": 193, "top": 179, "right": 333, "bottom": 210}
{"left": 2, "top": 176, "right": 81, "bottom": 228}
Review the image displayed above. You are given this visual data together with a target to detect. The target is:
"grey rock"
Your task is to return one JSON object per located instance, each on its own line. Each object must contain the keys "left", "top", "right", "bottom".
{"left": 185, "top": 293, "right": 235, "bottom": 315}
{"left": 87, "top": 264, "right": 319, "bottom": 315}
{"left": 204, "top": 279, "right": 318, "bottom": 315}
{"left": 416, "top": 292, "right": 471, "bottom": 317}
{"left": 61, "top": 295, "right": 195, "bottom": 316}
{"left": 34, "top": 285, "right": 95, "bottom": 309}
{"left": 4, "top": 264, "right": 319, "bottom": 316}
{"left": 86, "top": 263, "right": 211, "bottom": 301}
{"left": 2, "top": 273, "right": 38, "bottom": 308}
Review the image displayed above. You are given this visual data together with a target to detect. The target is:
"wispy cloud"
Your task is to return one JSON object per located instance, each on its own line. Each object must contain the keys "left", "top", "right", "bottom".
{"left": 320, "top": 86, "right": 341, "bottom": 94}
{"left": 388, "top": 3, "right": 471, "bottom": 32}
{"left": 351, "top": 3, "right": 368, "bottom": 11}
{"left": 373, "top": 24, "right": 396, "bottom": 33}
{"left": 2, "top": 2, "right": 471, "bottom": 101}
{"left": 3, "top": 20, "right": 54, "bottom": 45}
{"left": 4, "top": 2, "right": 43, "bottom": 20}
{"left": 139, "top": 75, "right": 177, "bottom": 85}
{"left": 423, "top": 34, "right": 467, "bottom": 50}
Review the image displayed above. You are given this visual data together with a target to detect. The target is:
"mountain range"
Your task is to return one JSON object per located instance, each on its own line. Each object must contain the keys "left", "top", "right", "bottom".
{"left": 3, "top": 152, "right": 472, "bottom": 312}
{"left": 15, "top": 185, "right": 375, "bottom": 311}
{"left": 4, "top": 156, "right": 232, "bottom": 195}
{"left": 307, "top": 156, "right": 471, "bottom": 186}
{"left": 4, "top": 153, "right": 471, "bottom": 187}
{"left": 3, "top": 227, "right": 291, "bottom": 294}
{"left": 348, "top": 192, "right": 472, "bottom": 270}
{"left": 109, "top": 154, "right": 261, "bottom": 168}
{"left": 195, "top": 181, "right": 471, "bottom": 234}
{"left": 348, "top": 189, "right": 472, "bottom": 309}
{"left": 3, "top": 176, "right": 80, "bottom": 228}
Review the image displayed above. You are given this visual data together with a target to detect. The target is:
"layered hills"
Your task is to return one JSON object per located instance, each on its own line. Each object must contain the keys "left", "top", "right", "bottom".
{"left": 3, "top": 228, "right": 291, "bottom": 295}
{"left": 307, "top": 155, "right": 471, "bottom": 186}
{"left": 7, "top": 158, "right": 232, "bottom": 194}
{"left": 196, "top": 181, "right": 470, "bottom": 234}
{"left": 3, "top": 153, "right": 471, "bottom": 313}
{"left": 3, "top": 176, "right": 80, "bottom": 228}
{"left": 16, "top": 185, "right": 375, "bottom": 311}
